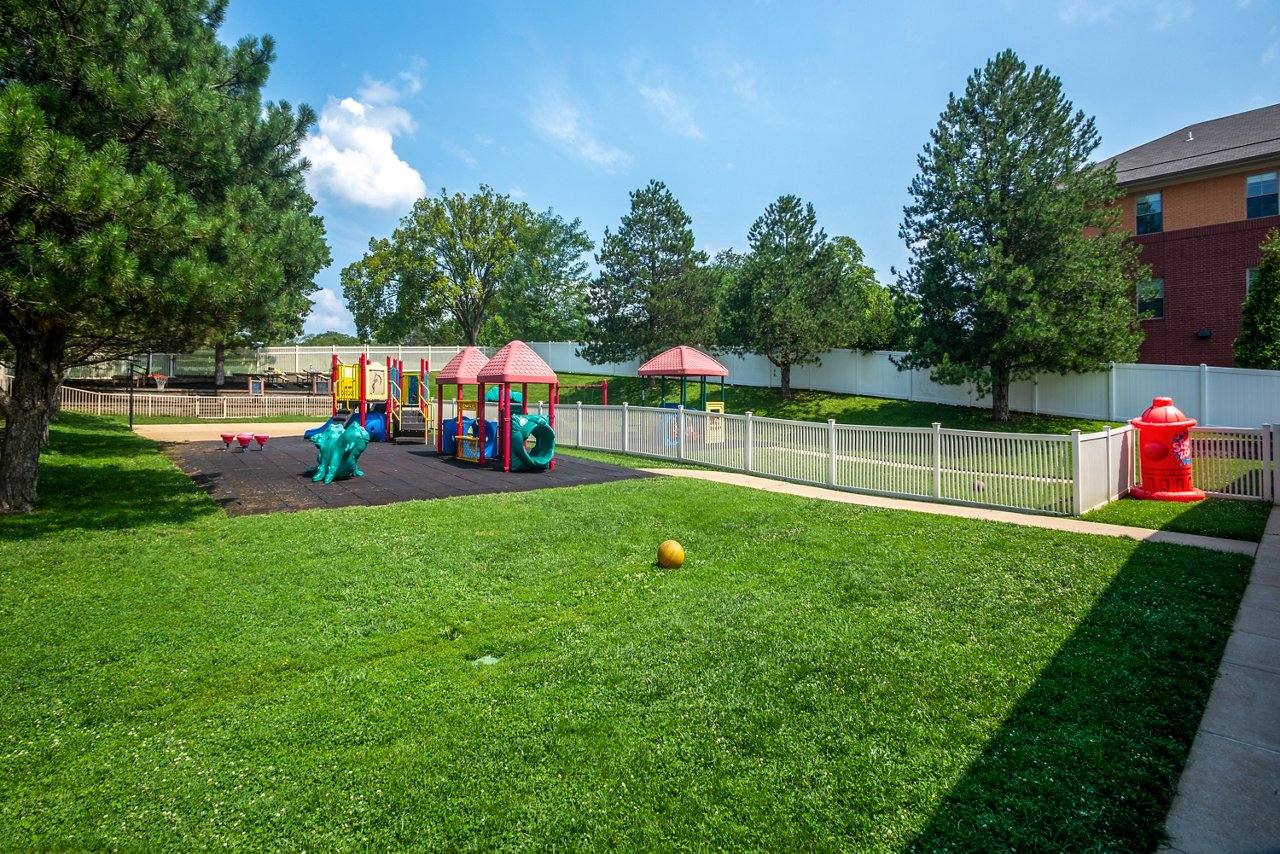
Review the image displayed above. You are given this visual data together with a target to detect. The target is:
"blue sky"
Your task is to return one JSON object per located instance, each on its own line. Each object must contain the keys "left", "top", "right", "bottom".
{"left": 219, "top": 0, "right": 1280, "bottom": 336}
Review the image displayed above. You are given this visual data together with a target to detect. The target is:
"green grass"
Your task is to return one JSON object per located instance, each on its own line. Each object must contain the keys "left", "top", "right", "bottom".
{"left": 1084, "top": 496, "right": 1272, "bottom": 542}
{"left": 0, "top": 413, "right": 1251, "bottom": 850}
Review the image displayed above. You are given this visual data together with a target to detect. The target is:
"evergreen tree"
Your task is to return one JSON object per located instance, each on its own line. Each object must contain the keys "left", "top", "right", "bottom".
{"left": 581, "top": 180, "right": 716, "bottom": 364}
{"left": 1235, "top": 229, "right": 1280, "bottom": 369}
{"left": 726, "top": 195, "right": 863, "bottom": 399}
{"left": 898, "top": 50, "right": 1144, "bottom": 421}
{"left": 0, "top": 0, "right": 328, "bottom": 512}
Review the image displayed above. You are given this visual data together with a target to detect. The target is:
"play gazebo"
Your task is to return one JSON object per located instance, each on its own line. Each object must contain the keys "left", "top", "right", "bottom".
{"left": 434, "top": 347, "right": 490, "bottom": 458}
{"left": 477, "top": 341, "right": 559, "bottom": 472}
{"left": 637, "top": 345, "right": 728, "bottom": 411}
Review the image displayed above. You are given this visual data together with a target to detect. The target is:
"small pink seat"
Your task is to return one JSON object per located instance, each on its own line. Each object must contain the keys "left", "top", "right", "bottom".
{"left": 235, "top": 433, "right": 254, "bottom": 451}
{"left": 220, "top": 433, "right": 235, "bottom": 449}
{"left": 253, "top": 434, "right": 270, "bottom": 450}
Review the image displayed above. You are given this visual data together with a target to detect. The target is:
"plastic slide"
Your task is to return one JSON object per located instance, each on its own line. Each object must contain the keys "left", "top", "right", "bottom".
{"left": 508, "top": 413, "right": 555, "bottom": 472}
{"left": 304, "top": 411, "right": 358, "bottom": 441}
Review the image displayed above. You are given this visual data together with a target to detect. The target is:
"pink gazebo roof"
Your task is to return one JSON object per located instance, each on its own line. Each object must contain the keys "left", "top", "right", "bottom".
{"left": 476, "top": 340, "right": 558, "bottom": 384}
{"left": 436, "top": 347, "right": 490, "bottom": 383}
{"left": 637, "top": 346, "right": 728, "bottom": 378}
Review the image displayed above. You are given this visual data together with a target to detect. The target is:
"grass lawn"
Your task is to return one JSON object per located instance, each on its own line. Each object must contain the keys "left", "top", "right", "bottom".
{"left": 1083, "top": 496, "right": 1272, "bottom": 542}
{"left": 0, "top": 414, "right": 1251, "bottom": 850}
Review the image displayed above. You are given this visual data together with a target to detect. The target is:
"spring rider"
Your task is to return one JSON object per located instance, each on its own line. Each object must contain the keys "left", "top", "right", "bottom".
{"left": 309, "top": 419, "right": 371, "bottom": 484}
{"left": 1129, "top": 396, "right": 1205, "bottom": 502}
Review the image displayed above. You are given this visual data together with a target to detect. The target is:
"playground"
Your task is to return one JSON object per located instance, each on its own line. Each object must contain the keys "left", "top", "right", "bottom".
{"left": 162, "top": 431, "right": 653, "bottom": 516}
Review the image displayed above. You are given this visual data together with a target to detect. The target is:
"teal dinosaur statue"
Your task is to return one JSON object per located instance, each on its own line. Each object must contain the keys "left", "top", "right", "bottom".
{"left": 309, "top": 420, "right": 371, "bottom": 483}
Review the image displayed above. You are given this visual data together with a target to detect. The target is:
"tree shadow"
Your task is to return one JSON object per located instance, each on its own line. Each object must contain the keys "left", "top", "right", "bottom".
{"left": 907, "top": 541, "right": 1251, "bottom": 851}
{"left": 0, "top": 412, "right": 220, "bottom": 540}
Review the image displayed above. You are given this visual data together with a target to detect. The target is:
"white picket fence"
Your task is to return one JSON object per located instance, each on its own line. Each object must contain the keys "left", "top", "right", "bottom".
{"left": 52, "top": 388, "right": 1278, "bottom": 515}
{"left": 541, "top": 403, "right": 1277, "bottom": 514}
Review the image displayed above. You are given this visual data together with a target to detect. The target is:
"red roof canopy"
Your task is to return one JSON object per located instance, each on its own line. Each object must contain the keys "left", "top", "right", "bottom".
{"left": 476, "top": 340, "right": 558, "bottom": 384}
{"left": 637, "top": 346, "right": 728, "bottom": 378}
{"left": 436, "top": 347, "right": 490, "bottom": 383}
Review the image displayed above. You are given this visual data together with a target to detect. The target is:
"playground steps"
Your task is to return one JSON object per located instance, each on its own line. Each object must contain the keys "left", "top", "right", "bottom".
{"left": 395, "top": 409, "right": 428, "bottom": 444}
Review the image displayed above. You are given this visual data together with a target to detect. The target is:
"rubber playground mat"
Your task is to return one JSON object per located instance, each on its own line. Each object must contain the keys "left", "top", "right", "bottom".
{"left": 164, "top": 436, "right": 656, "bottom": 517}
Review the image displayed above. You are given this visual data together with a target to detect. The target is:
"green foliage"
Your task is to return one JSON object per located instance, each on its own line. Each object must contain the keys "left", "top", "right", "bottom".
{"left": 581, "top": 180, "right": 717, "bottom": 364}
{"left": 0, "top": 413, "right": 1249, "bottom": 850}
{"left": 485, "top": 208, "right": 593, "bottom": 343}
{"left": 0, "top": 0, "right": 328, "bottom": 511}
{"left": 292, "top": 330, "right": 363, "bottom": 346}
{"left": 1083, "top": 497, "right": 1270, "bottom": 542}
{"left": 342, "top": 189, "right": 590, "bottom": 347}
{"left": 898, "top": 50, "right": 1145, "bottom": 421}
{"left": 725, "top": 196, "right": 866, "bottom": 398}
{"left": 1234, "top": 228, "right": 1280, "bottom": 369}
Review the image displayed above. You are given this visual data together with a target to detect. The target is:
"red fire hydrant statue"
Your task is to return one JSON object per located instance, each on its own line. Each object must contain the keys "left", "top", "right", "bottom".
{"left": 1129, "top": 397, "right": 1205, "bottom": 502}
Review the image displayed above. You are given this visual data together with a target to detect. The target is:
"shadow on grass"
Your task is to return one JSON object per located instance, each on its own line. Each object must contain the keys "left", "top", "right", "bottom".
{"left": 0, "top": 412, "right": 220, "bottom": 540}
{"left": 908, "top": 540, "right": 1251, "bottom": 851}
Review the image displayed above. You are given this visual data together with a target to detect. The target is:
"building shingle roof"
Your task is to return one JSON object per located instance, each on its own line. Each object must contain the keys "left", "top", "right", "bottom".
{"left": 1108, "top": 102, "right": 1280, "bottom": 187}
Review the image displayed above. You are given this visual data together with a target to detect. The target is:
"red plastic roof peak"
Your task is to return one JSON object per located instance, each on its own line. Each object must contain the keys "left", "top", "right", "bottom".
{"left": 436, "top": 347, "right": 490, "bottom": 383}
{"left": 476, "top": 341, "right": 558, "bottom": 384}
{"left": 637, "top": 346, "right": 728, "bottom": 377}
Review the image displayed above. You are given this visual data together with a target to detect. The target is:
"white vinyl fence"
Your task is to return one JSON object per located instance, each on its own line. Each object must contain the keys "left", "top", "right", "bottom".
{"left": 58, "top": 386, "right": 333, "bottom": 419}
{"left": 77, "top": 343, "right": 1280, "bottom": 429}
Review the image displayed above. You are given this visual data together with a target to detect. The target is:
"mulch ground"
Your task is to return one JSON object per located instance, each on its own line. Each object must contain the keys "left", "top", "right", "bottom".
{"left": 164, "top": 436, "right": 656, "bottom": 517}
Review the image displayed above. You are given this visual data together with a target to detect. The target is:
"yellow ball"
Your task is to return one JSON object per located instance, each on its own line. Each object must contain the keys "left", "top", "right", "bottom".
{"left": 657, "top": 539, "right": 685, "bottom": 569}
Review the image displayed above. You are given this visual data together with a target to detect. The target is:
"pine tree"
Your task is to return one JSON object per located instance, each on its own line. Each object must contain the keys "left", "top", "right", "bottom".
{"left": 1235, "top": 229, "right": 1280, "bottom": 369}
{"left": 581, "top": 180, "right": 716, "bottom": 364}
{"left": 898, "top": 50, "right": 1145, "bottom": 421}
{"left": 0, "top": 0, "right": 329, "bottom": 512}
{"left": 727, "top": 196, "right": 865, "bottom": 399}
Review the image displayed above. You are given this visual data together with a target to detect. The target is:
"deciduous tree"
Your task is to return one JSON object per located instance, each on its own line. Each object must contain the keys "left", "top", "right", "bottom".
{"left": 898, "top": 50, "right": 1144, "bottom": 421}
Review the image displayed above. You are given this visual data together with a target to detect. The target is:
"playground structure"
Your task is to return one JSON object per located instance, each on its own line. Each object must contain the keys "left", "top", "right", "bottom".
{"left": 436, "top": 343, "right": 559, "bottom": 472}
{"left": 327, "top": 353, "right": 431, "bottom": 444}
{"left": 561, "top": 379, "right": 608, "bottom": 406}
{"left": 477, "top": 341, "right": 559, "bottom": 473}
{"left": 638, "top": 346, "right": 729, "bottom": 446}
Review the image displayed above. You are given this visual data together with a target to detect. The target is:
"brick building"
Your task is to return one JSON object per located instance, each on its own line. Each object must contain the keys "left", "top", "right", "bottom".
{"left": 1108, "top": 103, "right": 1280, "bottom": 366}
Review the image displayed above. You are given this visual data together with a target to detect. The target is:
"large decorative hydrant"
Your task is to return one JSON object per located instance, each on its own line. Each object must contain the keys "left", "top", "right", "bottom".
{"left": 1129, "top": 397, "right": 1205, "bottom": 502}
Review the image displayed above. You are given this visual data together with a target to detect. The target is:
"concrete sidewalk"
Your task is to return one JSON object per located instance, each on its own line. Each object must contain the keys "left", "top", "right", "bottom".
{"left": 641, "top": 468, "right": 1258, "bottom": 555}
{"left": 1161, "top": 506, "right": 1280, "bottom": 853}
{"left": 642, "top": 468, "right": 1277, "bottom": 851}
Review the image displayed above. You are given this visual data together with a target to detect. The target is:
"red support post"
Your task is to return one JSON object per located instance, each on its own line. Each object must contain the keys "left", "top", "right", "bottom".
{"left": 478, "top": 383, "right": 486, "bottom": 465}
{"left": 331, "top": 353, "right": 339, "bottom": 416}
{"left": 503, "top": 384, "right": 512, "bottom": 472}
{"left": 358, "top": 352, "right": 367, "bottom": 428}
{"left": 601, "top": 380, "right": 607, "bottom": 407}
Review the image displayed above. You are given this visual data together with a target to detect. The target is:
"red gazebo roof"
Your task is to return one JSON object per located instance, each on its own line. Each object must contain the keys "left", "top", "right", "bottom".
{"left": 637, "top": 346, "right": 728, "bottom": 378}
{"left": 476, "top": 340, "right": 558, "bottom": 384}
{"left": 436, "top": 347, "right": 490, "bottom": 383}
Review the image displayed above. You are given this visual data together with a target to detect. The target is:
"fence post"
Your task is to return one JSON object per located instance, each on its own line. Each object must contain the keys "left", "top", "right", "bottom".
{"left": 1265, "top": 424, "right": 1276, "bottom": 505}
{"left": 932, "top": 422, "right": 942, "bottom": 499}
{"left": 1032, "top": 378, "right": 1040, "bottom": 416}
{"left": 576, "top": 401, "right": 583, "bottom": 448}
{"left": 828, "top": 419, "right": 837, "bottom": 486}
{"left": 622, "top": 403, "right": 630, "bottom": 454}
{"left": 677, "top": 405, "right": 685, "bottom": 462}
{"left": 1070, "top": 429, "right": 1084, "bottom": 515}
{"left": 1104, "top": 426, "right": 1114, "bottom": 502}
{"left": 1107, "top": 362, "right": 1116, "bottom": 422}
{"left": 1199, "top": 363, "right": 1210, "bottom": 426}
{"left": 745, "top": 412, "right": 754, "bottom": 473}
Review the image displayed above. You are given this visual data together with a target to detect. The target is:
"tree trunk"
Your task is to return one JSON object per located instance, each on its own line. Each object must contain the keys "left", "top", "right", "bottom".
{"left": 779, "top": 361, "right": 792, "bottom": 400}
{"left": 991, "top": 364, "right": 1012, "bottom": 422}
{"left": 214, "top": 342, "right": 226, "bottom": 387}
{"left": 0, "top": 324, "right": 68, "bottom": 513}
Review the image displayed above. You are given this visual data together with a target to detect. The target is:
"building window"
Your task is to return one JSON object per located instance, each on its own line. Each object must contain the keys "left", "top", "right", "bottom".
{"left": 1247, "top": 267, "right": 1260, "bottom": 297}
{"left": 1138, "top": 278, "right": 1164, "bottom": 319}
{"left": 1247, "top": 171, "right": 1279, "bottom": 219}
{"left": 1135, "top": 192, "right": 1163, "bottom": 234}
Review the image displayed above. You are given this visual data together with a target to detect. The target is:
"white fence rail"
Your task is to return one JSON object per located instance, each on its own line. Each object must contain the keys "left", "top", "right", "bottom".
{"left": 58, "top": 386, "right": 333, "bottom": 419}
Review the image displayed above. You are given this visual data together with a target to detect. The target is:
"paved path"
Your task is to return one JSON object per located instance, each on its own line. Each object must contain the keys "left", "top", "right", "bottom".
{"left": 644, "top": 468, "right": 1277, "bottom": 851}
{"left": 134, "top": 422, "right": 317, "bottom": 442}
{"left": 1161, "top": 506, "right": 1280, "bottom": 853}
{"left": 641, "top": 469, "right": 1258, "bottom": 555}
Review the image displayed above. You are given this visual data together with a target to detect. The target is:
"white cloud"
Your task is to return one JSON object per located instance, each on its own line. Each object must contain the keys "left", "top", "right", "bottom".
{"left": 305, "top": 287, "right": 355, "bottom": 334}
{"left": 509, "top": 185, "right": 527, "bottom": 198}
{"left": 638, "top": 84, "right": 703, "bottom": 139}
{"left": 301, "top": 73, "right": 426, "bottom": 209}
{"left": 1057, "top": 0, "right": 1191, "bottom": 28}
{"left": 530, "top": 92, "right": 629, "bottom": 170}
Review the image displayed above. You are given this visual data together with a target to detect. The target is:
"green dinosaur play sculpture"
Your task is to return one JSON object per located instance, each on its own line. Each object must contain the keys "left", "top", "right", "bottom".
{"left": 309, "top": 420, "right": 370, "bottom": 483}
